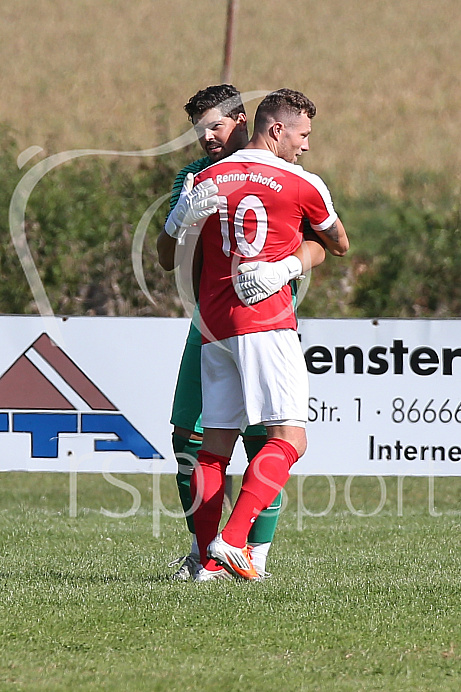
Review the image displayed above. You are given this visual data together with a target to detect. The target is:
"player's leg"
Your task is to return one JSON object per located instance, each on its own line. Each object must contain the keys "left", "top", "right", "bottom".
{"left": 168, "top": 327, "right": 204, "bottom": 579}
{"left": 172, "top": 430, "right": 201, "bottom": 534}
{"left": 190, "top": 432, "right": 237, "bottom": 575}
{"left": 167, "top": 429, "right": 202, "bottom": 579}
{"left": 242, "top": 432, "right": 282, "bottom": 576}
{"left": 207, "top": 330, "right": 309, "bottom": 579}
{"left": 220, "top": 429, "right": 304, "bottom": 549}
{"left": 191, "top": 338, "right": 245, "bottom": 574}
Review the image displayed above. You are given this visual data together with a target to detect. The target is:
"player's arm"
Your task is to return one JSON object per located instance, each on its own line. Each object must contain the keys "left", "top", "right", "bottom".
{"left": 235, "top": 220, "right": 326, "bottom": 306}
{"left": 235, "top": 238, "right": 323, "bottom": 307}
{"left": 299, "top": 222, "right": 327, "bottom": 269}
{"left": 157, "top": 173, "right": 218, "bottom": 271}
{"left": 314, "top": 216, "right": 349, "bottom": 257}
{"left": 157, "top": 230, "right": 178, "bottom": 271}
{"left": 192, "top": 234, "right": 203, "bottom": 303}
{"left": 300, "top": 174, "right": 349, "bottom": 258}
{"left": 157, "top": 168, "right": 188, "bottom": 271}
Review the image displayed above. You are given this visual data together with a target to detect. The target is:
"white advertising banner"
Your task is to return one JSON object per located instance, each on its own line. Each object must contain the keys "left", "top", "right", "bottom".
{"left": 0, "top": 316, "right": 188, "bottom": 474}
{"left": 1, "top": 316, "right": 460, "bottom": 475}
{"left": 298, "top": 318, "right": 461, "bottom": 476}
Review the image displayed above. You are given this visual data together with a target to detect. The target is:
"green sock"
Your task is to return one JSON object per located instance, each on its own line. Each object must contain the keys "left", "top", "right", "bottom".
{"left": 172, "top": 433, "right": 201, "bottom": 534}
{"left": 243, "top": 437, "right": 282, "bottom": 544}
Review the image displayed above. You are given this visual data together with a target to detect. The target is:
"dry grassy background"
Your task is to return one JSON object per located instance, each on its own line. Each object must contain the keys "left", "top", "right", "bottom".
{"left": 1, "top": 0, "right": 460, "bottom": 192}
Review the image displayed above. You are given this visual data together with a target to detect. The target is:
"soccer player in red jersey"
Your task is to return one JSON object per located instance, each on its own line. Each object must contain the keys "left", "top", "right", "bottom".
{"left": 157, "top": 86, "right": 327, "bottom": 581}
{"left": 190, "top": 89, "right": 349, "bottom": 580}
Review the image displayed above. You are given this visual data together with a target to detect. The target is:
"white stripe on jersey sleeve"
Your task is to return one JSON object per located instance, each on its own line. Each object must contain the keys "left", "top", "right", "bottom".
{"left": 300, "top": 173, "right": 337, "bottom": 232}
{"left": 212, "top": 149, "right": 338, "bottom": 231}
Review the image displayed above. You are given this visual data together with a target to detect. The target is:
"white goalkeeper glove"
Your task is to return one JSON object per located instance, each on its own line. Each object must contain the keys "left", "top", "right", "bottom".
{"left": 235, "top": 255, "right": 303, "bottom": 305}
{"left": 164, "top": 172, "right": 219, "bottom": 239}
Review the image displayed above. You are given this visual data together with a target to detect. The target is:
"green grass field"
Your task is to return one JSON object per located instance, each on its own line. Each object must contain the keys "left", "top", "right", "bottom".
{"left": 1, "top": 473, "right": 460, "bottom": 691}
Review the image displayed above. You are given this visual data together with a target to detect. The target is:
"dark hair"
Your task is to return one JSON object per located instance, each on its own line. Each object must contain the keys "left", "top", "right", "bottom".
{"left": 184, "top": 84, "right": 246, "bottom": 122}
{"left": 254, "top": 88, "right": 316, "bottom": 128}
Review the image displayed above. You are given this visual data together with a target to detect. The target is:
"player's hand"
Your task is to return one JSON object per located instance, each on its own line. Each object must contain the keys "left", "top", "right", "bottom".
{"left": 235, "top": 256, "right": 303, "bottom": 305}
{"left": 165, "top": 173, "right": 219, "bottom": 238}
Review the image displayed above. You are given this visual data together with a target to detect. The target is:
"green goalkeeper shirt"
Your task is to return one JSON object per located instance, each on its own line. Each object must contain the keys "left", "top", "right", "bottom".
{"left": 167, "top": 156, "right": 212, "bottom": 215}
{"left": 166, "top": 156, "right": 212, "bottom": 347}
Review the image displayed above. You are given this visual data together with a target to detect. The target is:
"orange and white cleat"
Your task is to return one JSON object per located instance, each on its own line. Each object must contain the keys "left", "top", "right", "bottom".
{"left": 207, "top": 534, "right": 261, "bottom": 581}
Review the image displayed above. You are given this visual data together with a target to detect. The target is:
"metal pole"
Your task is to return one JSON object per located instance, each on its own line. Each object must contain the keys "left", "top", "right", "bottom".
{"left": 221, "top": 0, "right": 238, "bottom": 509}
{"left": 221, "top": 0, "right": 239, "bottom": 84}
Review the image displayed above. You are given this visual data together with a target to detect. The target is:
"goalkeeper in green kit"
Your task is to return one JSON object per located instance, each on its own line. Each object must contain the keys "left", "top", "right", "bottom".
{"left": 157, "top": 84, "right": 326, "bottom": 580}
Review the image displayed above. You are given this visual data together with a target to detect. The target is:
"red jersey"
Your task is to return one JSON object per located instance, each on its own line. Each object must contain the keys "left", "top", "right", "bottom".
{"left": 194, "top": 149, "right": 337, "bottom": 343}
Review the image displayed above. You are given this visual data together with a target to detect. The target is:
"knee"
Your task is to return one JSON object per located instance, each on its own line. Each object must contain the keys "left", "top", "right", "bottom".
{"left": 287, "top": 430, "right": 307, "bottom": 460}
{"left": 295, "top": 436, "right": 307, "bottom": 459}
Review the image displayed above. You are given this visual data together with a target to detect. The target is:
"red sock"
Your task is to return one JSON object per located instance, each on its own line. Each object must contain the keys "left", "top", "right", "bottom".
{"left": 190, "top": 450, "right": 230, "bottom": 570}
{"left": 221, "top": 438, "right": 299, "bottom": 548}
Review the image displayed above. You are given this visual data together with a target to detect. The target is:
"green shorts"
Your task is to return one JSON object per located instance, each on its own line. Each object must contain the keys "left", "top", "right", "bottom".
{"left": 170, "top": 322, "right": 203, "bottom": 433}
{"left": 170, "top": 321, "right": 266, "bottom": 437}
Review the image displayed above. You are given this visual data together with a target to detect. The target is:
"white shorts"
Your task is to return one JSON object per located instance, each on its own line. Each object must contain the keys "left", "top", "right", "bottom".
{"left": 201, "top": 329, "right": 309, "bottom": 430}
